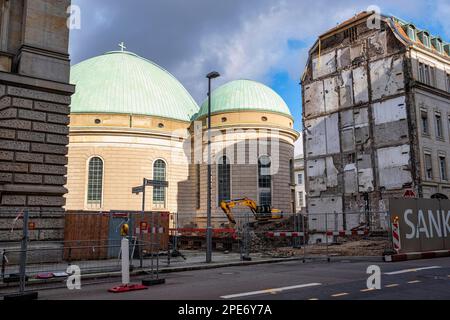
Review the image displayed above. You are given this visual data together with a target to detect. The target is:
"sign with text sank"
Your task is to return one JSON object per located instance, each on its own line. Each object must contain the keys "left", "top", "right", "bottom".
{"left": 389, "top": 199, "right": 450, "bottom": 254}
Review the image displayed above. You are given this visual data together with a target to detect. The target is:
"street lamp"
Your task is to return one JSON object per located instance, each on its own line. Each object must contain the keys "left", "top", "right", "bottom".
{"left": 206, "top": 71, "right": 220, "bottom": 263}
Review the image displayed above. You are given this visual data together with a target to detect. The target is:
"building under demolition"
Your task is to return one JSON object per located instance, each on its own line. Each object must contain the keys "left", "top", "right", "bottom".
{"left": 302, "top": 12, "right": 450, "bottom": 237}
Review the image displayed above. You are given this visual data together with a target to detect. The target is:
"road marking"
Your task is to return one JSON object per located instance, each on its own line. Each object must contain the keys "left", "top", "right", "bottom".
{"left": 360, "top": 288, "right": 376, "bottom": 292}
{"left": 220, "top": 283, "right": 322, "bottom": 299}
{"left": 407, "top": 280, "right": 421, "bottom": 284}
{"left": 385, "top": 284, "right": 400, "bottom": 288}
{"left": 385, "top": 266, "right": 441, "bottom": 275}
{"left": 308, "top": 298, "right": 319, "bottom": 301}
{"left": 331, "top": 293, "right": 349, "bottom": 298}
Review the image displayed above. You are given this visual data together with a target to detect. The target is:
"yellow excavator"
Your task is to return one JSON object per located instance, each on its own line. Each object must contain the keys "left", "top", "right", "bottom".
{"left": 220, "top": 198, "right": 284, "bottom": 227}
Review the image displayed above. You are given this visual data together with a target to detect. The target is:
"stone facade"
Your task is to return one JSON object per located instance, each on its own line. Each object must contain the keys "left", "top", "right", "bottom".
{"left": 0, "top": 0, "right": 74, "bottom": 245}
{"left": 66, "top": 111, "right": 299, "bottom": 229}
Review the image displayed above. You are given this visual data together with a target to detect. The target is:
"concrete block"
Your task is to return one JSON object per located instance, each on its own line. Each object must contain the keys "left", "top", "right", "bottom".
{"left": 15, "top": 152, "right": 44, "bottom": 163}
{"left": 32, "top": 122, "right": 69, "bottom": 135}
{"left": 43, "top": 175, "right": 66, "bottom": 185}
{"left": 12, "top": 98, "right": 33, "bottom": 109}
{"left": 27, "top": 196, "right": 66, "bottom": 207}
{"left": 46, "top": 134, "right": 69, "bottom": 145}
{"left": 14, "top": 174, "right": 43, "bottom": 184}
{"left": 2, "top": 195, "right": 27, "bottom": 206}
{"left": 0, "top": 128, "right": 15, "bottom": 139}
{"left": 47, "top": 113, "right": 69, "bottom": 125}
{"left": 0, "top": 107, "right": 18, "bottom": 119}
{"left": 18, "top": 109, "right": 46, "bottom": 122}
{"left": 0, "top": 140, "right": 30, "bottom": 151}
{"left": 44, "top": 154, "right": 68, "bottom": 165}
{"left": 0, "top": 172, "right": 12, "bottom": 182}
{"left": 0, "top": 151, "right": 14, "bottom": 161}
{"left": 29, "top": 164, "right": 67, "bottom": 175}
{"left": 31, "top": 143, "right": 68, "bottom": 155}
{"left": 17, "top": 130, "right": 46, "bottom": 142}
{"left": 0, "top": 119, "right": 32, "bottom": 130}
{"left": 0, "top": 162, "right": 28, "bottom": 173}
{"left": 34, "top": 101, "right": 70, "bottom": 115}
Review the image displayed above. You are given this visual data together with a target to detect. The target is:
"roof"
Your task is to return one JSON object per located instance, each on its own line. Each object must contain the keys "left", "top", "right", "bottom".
{"left": 70, "top": 51, "right": 199, "bottom": 122}
{"left": 196, "top": 80, "right": 293, "bottom": 119}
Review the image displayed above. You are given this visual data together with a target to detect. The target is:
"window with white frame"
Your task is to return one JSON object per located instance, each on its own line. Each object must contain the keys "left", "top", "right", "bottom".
{"left": 87, "top": 157, "right": 103, "bottom": 207}
{"left": 153, "top": 160, "right": 166, "bottom": 205}
{"left": 258, "top": 156, "right": 272, "bottom": 206}
{"left": 298, "top": 173, "right": 303, "bottom": 185}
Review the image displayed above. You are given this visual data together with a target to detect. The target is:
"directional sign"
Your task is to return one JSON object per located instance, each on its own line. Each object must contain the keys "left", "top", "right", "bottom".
{"left": 145, "top": 180, "right": 169, "bottom": 188}
{"left": 132, "top": 186, "right": 144, "bottom": 194}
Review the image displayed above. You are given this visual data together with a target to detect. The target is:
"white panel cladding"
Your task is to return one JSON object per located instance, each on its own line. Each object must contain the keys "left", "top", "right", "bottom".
{"left": 304, "top": 80, "right": 324, "bottom": 118}
{"left": 307, "top": 158, "right": 326, "bottom": 197}
{"left": 344, "top": 163, "right": 358, "bottom": 194}
{"left": 377, "top": 144, "right": 412, "bottom": 190}
{"left": 312, "top": 50, "right": 336, "bottom": 79}
{"left": 354, "top": 107, "right": 369, "bottom": 126}
{"left": 337, "top": 47, "right": 351, "bottom": 69}
{"left": 373, "top": 96, "right": 407, "bottom": 125}
{"left": 308, "top": 197, "right": 343, "bottom": 232}
{"left": 324, "top": 76, "right": 339, "bottom": 113}
{"left": 352, "top": 66, "right": 369, "bottom": 104}
{"left": 326, "top": 113, "right": 340, "bottom": 154}
{"left": 339, "top": 69, "right": 353, "bottom": 108}
{"left": 326, "top": 156, "right": 339, "bottom": 188}
{"left": 305, "top": 117, "right": 326, "bottom": 157}
{"left": 358, "top": 168, "right": 374, "bottom": 192}
{"left": 370, "top": 56, "right": 405, "bottom": 100}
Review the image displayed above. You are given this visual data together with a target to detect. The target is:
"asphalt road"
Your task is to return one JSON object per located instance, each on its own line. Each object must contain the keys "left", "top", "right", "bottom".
{"left": 36, "top": 257, "right": 450, "bottom": 300}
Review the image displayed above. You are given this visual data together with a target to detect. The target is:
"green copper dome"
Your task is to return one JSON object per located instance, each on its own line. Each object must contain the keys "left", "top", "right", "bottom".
{"left": 70, "top": 51, "right": 199, "bottom": 122}
{"left": 197, "top": 80, "right": 293, "bottom": 119}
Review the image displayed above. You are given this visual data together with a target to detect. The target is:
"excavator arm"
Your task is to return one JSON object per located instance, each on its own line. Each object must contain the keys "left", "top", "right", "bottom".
{"left": 220, "top": 198, "right": 283, "bottom": 225}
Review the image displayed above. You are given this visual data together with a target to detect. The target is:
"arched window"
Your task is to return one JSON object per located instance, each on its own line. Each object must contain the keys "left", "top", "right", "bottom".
{"left": 258, "top": 156, "right": 272, "bottom": 206}
{"left": 87, "top": 157, "right": 103, "bottom": 208}
{"left": 153, "top": 160, "right": 166, "bottom": 205}
{"left": 218, "top": 156, "right": 231, "bottom": 205}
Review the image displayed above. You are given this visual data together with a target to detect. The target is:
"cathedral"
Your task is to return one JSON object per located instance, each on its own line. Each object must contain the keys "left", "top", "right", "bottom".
{"left": 65, "top": 49, "right": 299, "bottom": 227}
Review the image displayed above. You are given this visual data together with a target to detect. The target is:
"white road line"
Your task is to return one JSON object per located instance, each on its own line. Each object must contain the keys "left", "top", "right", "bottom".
{"left": 385, "top": 284, "right": 400, "bottom": 288}
{"left": 407, "top": 280, "right": 421, "bottom": 284}
{"left": 332, "top": 292, "right": 349, "bottom": 298}
{"left": 384, "top": 266, "right": 442, "bottom": 275}
{"left": 220, "top": 283, "right": 322, "bottom": 299}
{"left": 360, "top": 288, "right": 376, "bottom": 292}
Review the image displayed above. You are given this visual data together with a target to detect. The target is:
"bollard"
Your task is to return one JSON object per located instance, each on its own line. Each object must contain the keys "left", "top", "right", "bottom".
{"left": 108, "top": 236, "right": 148, "bottom": 293}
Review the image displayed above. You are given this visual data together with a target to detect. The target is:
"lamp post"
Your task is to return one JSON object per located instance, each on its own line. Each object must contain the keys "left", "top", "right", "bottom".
{"left": 206, "top": 71, "right": 220, "bottom": 263}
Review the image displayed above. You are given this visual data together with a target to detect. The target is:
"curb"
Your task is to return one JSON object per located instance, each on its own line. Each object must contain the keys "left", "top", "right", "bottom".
{"left": 384, "top": 250, "right": 450, "bottom": 262}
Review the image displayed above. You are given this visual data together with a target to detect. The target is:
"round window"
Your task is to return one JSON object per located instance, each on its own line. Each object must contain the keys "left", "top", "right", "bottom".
{"left": 158, "top": 123, "right": 165, "bottom": 128}
{"left": 262, "top": 116, "right": 268, "bottom": 122}
{"left": 221, "top": 117, "right": 227, "bottom": 123}
{"left": 95, "top": 119, "right": 101, "bottom": 124}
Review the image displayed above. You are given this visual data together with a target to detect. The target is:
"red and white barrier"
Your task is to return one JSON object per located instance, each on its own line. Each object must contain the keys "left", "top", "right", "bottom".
{"left": 326, "top": 230, "right": 369, "bottom": 237}
{"left": 267, "top": 232, "right": 305, "bottom": 238}
{"left": 392, "top": 222, "right": 401, "bottom": 253}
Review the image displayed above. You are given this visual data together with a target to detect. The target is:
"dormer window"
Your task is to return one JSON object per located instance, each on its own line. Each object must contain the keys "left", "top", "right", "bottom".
{"left": 418, "top": 31, "right": 430, "bottom": 47}
{"left": 432, "top": 38, "right": 443, "bottom": 53}
{"left": 445, "top": 44, "right": 450, "bottom": 56}
{"left": 405, "top": 25, "right": 416, "bottom": 41}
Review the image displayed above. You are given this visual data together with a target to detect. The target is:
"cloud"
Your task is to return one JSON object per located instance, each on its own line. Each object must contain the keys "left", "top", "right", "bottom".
{"left": 69, "top": 0, "right": 444, "bottom": 106}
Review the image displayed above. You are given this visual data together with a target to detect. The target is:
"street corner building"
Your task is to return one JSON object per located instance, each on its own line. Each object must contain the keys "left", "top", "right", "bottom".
{"left": 65, "top": 50, "right": 300, "bottom": 228}
{"left": 302, "top": 11, "right": 450, "bottom": 241}
{"left": 0, "top": 1, "right": 74, "bottom": 246}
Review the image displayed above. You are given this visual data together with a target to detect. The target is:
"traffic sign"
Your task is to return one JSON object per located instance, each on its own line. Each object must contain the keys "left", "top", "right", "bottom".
{"left": 132, "top": 186, "right": 144, "bottom": 194}
{"left": 145, "top": 179, "right": 169, "bottom": 188}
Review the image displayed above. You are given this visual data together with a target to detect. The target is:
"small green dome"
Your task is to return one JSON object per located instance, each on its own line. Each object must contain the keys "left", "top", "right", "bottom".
{"left": 197, "top": 80, "right": 292, "bottom": 119}
{"left": 70, "top": 51, "right": 199, "bottom": 122}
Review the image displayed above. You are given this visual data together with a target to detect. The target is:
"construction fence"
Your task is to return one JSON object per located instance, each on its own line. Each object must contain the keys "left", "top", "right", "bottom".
{"left": 170, "top": 211, "right": 393, "bottom": 259}
{"left": 0, "top": 210, "right": 169, "bottom": 297}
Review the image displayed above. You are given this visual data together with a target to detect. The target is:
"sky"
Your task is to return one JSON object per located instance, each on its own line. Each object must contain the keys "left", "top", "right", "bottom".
{"left": 69, "top": 0, "right": 450, "bottom": 132}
